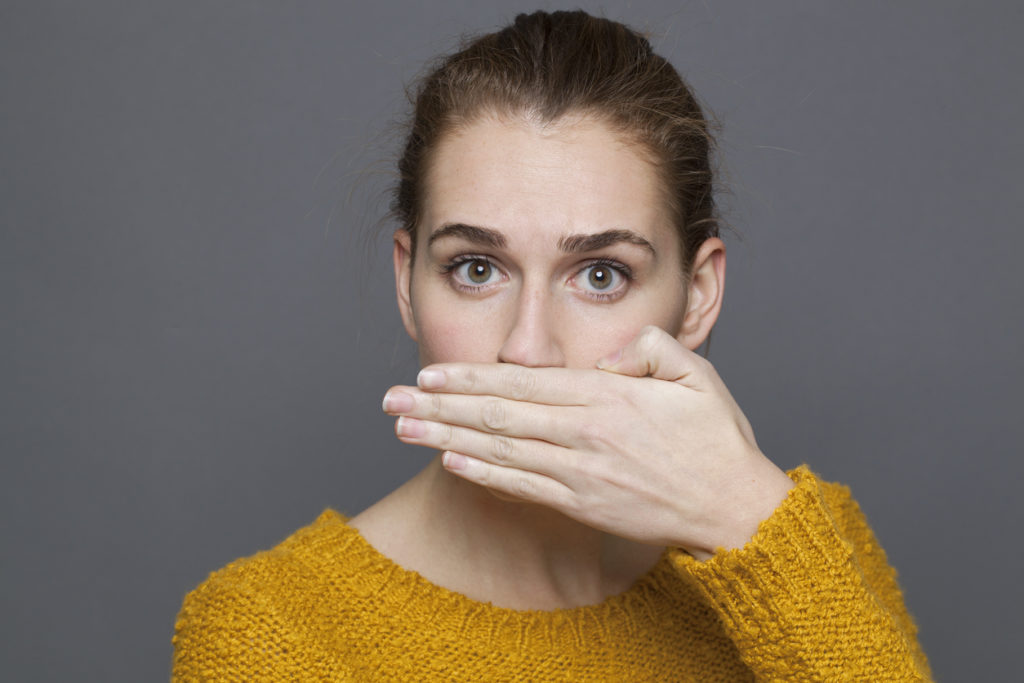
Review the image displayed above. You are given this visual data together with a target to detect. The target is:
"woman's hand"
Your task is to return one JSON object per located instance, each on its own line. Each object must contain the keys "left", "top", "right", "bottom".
{"left": 382, "top": 326, "right": 795, "bottom": 559}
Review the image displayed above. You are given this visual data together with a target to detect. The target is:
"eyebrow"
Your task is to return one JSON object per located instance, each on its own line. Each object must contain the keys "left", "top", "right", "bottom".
{"left": 427, "top": 223, "right": 655, "bottom": 256}
{"left": 427, "top": 223, "right": 507, "bottom": 249}
{"left": 558, "top": 229, "right": 656, "bottom": 256}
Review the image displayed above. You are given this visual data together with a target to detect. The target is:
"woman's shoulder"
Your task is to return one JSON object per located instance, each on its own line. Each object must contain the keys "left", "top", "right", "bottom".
{"left": 176, "top": 509, "right": 358, "bottom": 617}
{"left": 172, "top": 510, "right": 371, "bottom": 679}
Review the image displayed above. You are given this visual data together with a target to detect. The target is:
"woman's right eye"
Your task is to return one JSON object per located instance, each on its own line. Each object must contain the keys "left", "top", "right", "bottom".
{"left": 445, "top": 257, "right": 502, "bottom": 289}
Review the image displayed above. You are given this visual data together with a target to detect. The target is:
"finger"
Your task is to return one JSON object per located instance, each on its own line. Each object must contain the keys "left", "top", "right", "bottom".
{"left": 440, "top": 451, "right": 576, "bottom": 509}
{"left": 415, "top": 363, "right": 613, "bottom": 405}
{"left": 384, "top": 387, "right": 573, "bottom": 442}
{"left": 595, "top": 325, "right": 708, "bottom": 388}
{"left": 394, "top": 416, "right": 572, "bottom": 478}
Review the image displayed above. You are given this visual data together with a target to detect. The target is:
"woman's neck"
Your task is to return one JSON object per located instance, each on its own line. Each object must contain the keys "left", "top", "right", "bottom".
{"left": 350, "top": 455, "right": 664, "bottom": 610}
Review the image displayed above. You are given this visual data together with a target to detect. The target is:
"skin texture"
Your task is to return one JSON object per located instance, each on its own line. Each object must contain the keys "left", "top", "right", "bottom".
{"left": 355, "top": 114, "right": 793, "bottom": 609}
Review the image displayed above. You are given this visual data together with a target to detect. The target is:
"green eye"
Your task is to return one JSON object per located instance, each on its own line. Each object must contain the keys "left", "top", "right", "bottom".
{"left": 467, "top": 259, "right": 492, "bottom": 283}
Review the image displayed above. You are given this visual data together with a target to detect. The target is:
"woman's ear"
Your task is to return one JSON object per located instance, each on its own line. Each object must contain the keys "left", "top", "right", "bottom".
{"left": 676, "top": 237, "right": 726, "bottom": 351}
{"left": 393, "top": 229, "right": 418, "bottom": 342}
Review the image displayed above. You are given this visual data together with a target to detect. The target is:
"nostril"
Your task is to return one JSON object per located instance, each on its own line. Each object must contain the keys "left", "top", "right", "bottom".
{"left": 496, "top": 298, "right": 566, "bottom": 368}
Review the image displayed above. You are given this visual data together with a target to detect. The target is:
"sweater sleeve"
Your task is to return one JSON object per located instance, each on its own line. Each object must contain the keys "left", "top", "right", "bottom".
{"left": 668, "top": 466, "right": 933, "bottom": 682}
{"left": 171, "top": 562, "right": 353, "bottom": 682}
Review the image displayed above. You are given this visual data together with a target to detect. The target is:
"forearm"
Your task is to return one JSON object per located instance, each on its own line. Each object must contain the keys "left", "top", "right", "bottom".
{"left": 671, "top": 466, "right": 932, "bottom": 682}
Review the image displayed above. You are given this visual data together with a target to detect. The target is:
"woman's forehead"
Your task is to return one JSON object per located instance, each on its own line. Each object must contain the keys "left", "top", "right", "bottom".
{"left": 421, "top": 115, "right": 675, "bottom": 250}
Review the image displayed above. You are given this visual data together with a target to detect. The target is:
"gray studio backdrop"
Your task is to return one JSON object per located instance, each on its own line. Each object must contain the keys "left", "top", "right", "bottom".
{"left": 2, "top": 1, "right": 1021, "bottom": 680}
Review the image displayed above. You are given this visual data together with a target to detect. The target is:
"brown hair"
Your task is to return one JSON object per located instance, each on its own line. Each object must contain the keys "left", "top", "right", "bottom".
{"left": 392, "top": 9, "right": 719, "bottom": 275}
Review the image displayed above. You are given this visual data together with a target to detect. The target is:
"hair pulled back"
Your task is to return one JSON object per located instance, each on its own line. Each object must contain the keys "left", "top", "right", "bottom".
{"left": 394, "top": 10, "right": 718, "bottom": 273}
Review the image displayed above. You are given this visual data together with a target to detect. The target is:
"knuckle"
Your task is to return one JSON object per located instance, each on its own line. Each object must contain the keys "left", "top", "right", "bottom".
{"left": 604, "top": 385, "right": 636, "bottom": 410}
{"left": 439, "top": 422, "right": 455, "bottom": 447}
{"left": 481, "top": 398, "right": 508, "bottom": 431}
{"left": 473, "top": 465, "right": 491, "bottom": 488}
{"left": 428, "top": 392, "right": 442, "bottom": 418}
{"left": 491, "top": 435, "right": 514, "bottom": 463}
{"left": 463, "top": 367, "right": 478, "bottom": 392}
{"left": 577, "top": 420, "right": 609, "bottom": 448}
{"left": 561, "top": 452, "right": 587, "bottom": 481}
{"left": 637, "top": 325, "right": 665, "bottom": 355}
{"left": 563, "top": 495, "right": 583, "bottom": 517}
{"left": 504, "top": 367, "right": 536, "bottom": 401}
{"left": 512, "top": 475, "right": 535, "bottom": 500}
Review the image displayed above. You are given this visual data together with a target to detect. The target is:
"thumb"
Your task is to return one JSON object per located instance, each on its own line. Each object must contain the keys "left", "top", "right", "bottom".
{"left": 596, "top": 325, "right": 703, "bottom": 386}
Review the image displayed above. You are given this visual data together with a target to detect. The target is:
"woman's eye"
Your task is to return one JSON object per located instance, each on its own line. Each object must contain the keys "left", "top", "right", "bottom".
{"left": 586, "top": 265, "right": 615, "bottom": 290}
{"left": 465, "top": 259, "right": 493, "bottom": 283}
{"left": 574, "top": 262, "right": 628, "bottom": 296}
{"left": 448, "top": 257, "right": 500, "bottom": 287}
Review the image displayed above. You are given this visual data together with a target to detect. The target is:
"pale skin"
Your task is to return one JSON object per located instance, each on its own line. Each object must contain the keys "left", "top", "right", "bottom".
{"left": 350, "top": 113, "right": 794, "bottom": 610}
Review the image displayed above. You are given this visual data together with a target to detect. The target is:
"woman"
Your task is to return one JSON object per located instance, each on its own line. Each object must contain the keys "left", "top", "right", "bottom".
{"left": 172, "top": 10, "right": 931, "bottom": 680}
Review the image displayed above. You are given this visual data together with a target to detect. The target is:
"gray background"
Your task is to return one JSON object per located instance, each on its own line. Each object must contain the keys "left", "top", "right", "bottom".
{"left": 2, "top": 1, "right": 1021, "bottom": 680}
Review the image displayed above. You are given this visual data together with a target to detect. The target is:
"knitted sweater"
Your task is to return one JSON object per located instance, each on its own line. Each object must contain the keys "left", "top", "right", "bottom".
{"left": 171, "top": 466, "right": 932, "bottom": 681}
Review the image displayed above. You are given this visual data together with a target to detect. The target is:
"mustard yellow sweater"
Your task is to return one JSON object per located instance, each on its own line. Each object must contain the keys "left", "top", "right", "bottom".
{"left": 172, "top": 467, "right": 931, "bottom": 681}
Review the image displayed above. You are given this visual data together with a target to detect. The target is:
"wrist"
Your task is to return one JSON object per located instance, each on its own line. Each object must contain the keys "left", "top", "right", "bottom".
{"left": 690, "top": 463, "right": 795, "bottom": 561}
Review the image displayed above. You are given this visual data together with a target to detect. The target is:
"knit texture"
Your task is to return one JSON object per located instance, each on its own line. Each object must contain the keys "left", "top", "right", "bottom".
{"left": 171, "top": 467, "right": 932, "bottom": 681}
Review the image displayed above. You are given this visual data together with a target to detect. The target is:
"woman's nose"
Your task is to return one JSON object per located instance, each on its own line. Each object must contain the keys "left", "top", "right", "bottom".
{"left": 496, "top": 288, "right": 566, "bottom": 367}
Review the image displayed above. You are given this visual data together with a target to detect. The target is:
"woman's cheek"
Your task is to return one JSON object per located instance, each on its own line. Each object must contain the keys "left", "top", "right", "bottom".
{"left": 564, "top": 310, "right": 667, "bottom": 369}
{"left": 416, "top": 317, "right": 500, "bottom": 366}
{"left": 569, "top": 332, "right": 639, "bottom": 369}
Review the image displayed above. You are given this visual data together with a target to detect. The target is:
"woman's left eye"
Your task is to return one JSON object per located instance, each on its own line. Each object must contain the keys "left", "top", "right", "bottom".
{"left": 572, "top": 261, "right": 630, "bottom": 298}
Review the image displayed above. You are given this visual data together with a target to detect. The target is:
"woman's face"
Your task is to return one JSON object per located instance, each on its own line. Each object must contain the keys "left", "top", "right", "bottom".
{"left": 395, "top": 114, "right": 705, "bottom": 369}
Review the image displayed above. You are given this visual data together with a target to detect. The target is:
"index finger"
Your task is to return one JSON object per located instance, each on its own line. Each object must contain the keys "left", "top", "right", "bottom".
{"left": 416, "top": 363, "right": 610, "bottom": 405}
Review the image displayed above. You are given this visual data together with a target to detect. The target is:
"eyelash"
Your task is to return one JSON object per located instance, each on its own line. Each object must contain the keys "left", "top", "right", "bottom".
{"left": 439, "top": 255, "right": 634, "bottom": 301}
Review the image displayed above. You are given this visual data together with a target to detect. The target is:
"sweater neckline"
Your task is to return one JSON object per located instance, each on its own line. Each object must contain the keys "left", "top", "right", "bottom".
{"left": 306, "top": 508, "right": 688, "bottom": 625}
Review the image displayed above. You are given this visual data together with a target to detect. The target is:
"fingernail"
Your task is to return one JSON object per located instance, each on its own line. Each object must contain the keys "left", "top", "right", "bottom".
{"left": 442, "top": 452, "right": 467, "bottom": 470}
{"left": 417, "top": 368, "right": 446, "bottom": 389}
{"left": 382, "top": 390, "right": 414, "bottom": 414}
{"left": 596, "top": 349, "right": 622, "bottom": 369}
{"left": 395, "top": 416, "right": 425, "bottom": 438}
